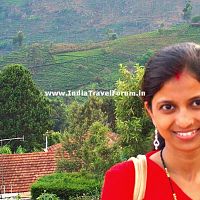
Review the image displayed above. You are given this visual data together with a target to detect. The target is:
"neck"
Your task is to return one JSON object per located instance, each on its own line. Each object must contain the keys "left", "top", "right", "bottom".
{"left": 162, "top": 145, "right": 200, "bottom": 182}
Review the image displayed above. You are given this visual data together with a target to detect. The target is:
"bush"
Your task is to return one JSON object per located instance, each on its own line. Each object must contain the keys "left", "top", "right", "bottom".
{"left": 68, "top": 188, "right": 100, "bottom": 199}
{"left": 37, "top": 191, "right": 60, "bottom": 200}
{"left": 31, "top": 172, "right": 102, "bottom": 200}
{"left": 69, "top": 192, "right": 100, "bottom": 200}
{"left": 0, "top": 145, "right": 12, "bottom": 154}
{"left": 16, "top": 145, "right": 26, "bottom": 154}
{"left": 47, "top": 131, "right": 62, "bottom": 146}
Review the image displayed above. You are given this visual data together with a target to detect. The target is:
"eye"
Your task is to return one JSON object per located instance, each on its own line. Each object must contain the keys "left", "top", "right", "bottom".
{"left": 192, "top": 99, "right": 200, "bottom": 107}
{"left": 160, "top": 104, "right": 175, "bottom": 111}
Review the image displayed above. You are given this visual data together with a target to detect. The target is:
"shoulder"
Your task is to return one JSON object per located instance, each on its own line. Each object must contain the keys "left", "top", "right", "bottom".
{"left": 107, "top": 160, "right": 134, "bottom": 175}
{"left": 103, "top": 160, "right": 135, "bottom": 185}
{"left": 101, "top": 160, "right": 135, "bottom": 200}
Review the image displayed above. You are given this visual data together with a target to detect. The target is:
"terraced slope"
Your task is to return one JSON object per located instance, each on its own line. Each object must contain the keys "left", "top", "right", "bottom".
{"left": 1, "top": 24, "right": 200, "bottom": 91}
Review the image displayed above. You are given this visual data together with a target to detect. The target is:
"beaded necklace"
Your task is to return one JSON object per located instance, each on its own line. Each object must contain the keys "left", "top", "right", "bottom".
{"left": 160, "top": 150, "right": 178, "bottom": 200}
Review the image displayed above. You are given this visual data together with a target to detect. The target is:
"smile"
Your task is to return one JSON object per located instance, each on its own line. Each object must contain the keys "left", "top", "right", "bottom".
{"left": 174, "top": 129, "right": 200, "bottom": 140}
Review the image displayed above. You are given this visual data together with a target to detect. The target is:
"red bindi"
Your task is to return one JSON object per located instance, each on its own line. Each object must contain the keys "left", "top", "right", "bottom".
{"left": 175, "top": 72, "right": 181, "bottom": 80}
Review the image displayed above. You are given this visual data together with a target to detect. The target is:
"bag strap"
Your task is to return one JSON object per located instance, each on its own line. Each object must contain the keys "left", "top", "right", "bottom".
{"left": 128, "top": 155, "right": 147, "bottom": 200}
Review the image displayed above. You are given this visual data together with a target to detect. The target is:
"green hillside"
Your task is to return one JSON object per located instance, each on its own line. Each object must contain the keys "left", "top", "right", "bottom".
{"left": 1, "top": 0, "right": 200, "bottom": 55}
{"left": 1, "top": 24, "right": 200, "bottom": 91}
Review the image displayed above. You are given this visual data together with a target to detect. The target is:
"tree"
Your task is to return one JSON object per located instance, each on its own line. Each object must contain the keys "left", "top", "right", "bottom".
{"left": 115, "top": 64, "right": 153, "bottom": 159}
{"left": 66, "top": 96, "right": 107, "bottom": 136}
{"left": 17, "top": 31, "right": 24, "bottom": 46}
{"left": 59, "top": 96, "right": 108, "bottom": 172}
{"left": 158, "top": 23, "right": 164, "bottom": 34}
{"left": 26, "top": 44, "right": 54, "bottom": 68}
{"left": 50, "top": 98, "right": 68, "bottom": 132}
{"left": 13, "top": 31, "right": 24, "bottom": 46}
{"left": 101, "top": 97, "right": 116, "bottom": 131}
{"left": 136, "top": 49, "right": 154, "bottom": 66}
{"left": 47, "top": 131, "right": 62, "bottom": 146}
{"left": 82, "top": 121, "right": 120, "bottom": 177}
{"left": 183, "top": 0, "right": 192, "bottom": 22}
{"left": 106, "top": 29, "right": 118, "bottom": 40}
{"left": 0, "top": 64, "right": 52, "bottom": 151}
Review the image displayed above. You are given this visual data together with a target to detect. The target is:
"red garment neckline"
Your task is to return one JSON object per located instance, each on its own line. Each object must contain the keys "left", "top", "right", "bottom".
{"left": 146, "top": 151, "right": 192, "bottom": 200}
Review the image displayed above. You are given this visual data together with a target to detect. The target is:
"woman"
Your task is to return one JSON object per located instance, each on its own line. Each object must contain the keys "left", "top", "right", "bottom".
{"left": 101, "top": 42, "right": 200, "bottom": 200}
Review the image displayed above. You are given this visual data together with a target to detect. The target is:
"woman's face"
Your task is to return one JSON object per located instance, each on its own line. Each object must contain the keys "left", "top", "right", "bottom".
{"left": 145, "top": 70, "right": 200, "bottom": 152}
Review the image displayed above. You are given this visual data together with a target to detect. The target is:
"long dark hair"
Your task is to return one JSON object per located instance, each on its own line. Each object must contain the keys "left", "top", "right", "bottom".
{"left": 141, "top": 42, "right": 200, "bottom": 150}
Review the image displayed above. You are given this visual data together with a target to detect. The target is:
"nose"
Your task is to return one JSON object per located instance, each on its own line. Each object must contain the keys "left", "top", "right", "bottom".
{"left": 175, "top": 109, "right": 194, "bottom": 129}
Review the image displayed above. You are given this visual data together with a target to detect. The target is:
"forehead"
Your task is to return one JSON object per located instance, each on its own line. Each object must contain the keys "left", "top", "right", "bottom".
{"left": 152, "top": 71, "right": 200, "bottom": 104}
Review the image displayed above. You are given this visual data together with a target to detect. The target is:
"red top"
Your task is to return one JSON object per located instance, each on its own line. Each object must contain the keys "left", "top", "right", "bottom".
{"left": 101, "top": 151, "right": 192, "bottom": 200}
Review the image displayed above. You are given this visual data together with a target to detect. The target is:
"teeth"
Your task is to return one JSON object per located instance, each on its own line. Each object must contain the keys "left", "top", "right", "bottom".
{"left": 176, "top": 130, "right": 196, "bottom": 137}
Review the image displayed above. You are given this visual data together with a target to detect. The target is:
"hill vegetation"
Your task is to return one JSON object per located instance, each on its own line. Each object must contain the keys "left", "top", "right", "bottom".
{"left": 1, "top": 0, "right": 200, "bottom": 55}
{"left": 1, "top": 23, "right": 200, "bottom": 91}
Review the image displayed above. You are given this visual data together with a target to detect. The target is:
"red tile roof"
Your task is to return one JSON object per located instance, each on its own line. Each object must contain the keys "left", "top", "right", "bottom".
{"left": 0, "top": 144, "right": 68, "bottom": 194}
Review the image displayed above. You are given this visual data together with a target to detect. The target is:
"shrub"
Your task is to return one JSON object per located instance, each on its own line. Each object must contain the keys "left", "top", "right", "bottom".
{"left": 37, "top": 191, "right": 60, "bottom": 200}
{"left": 69, "top": 191, "right": 100, "bottom": 200}
{"left": 68, "top": 187, "right": 100, "bottom": 199}
{"left": 31, "top": 172, "right": 102, "bottom": 200}
{"left": 0, "top": 145, "right": 12, "bottom": 154}
{"left": 16, "top": 145, "right": 26, "bottom": 154}
{"left": 47, "top": 131, "right": 62, "bottom": 146}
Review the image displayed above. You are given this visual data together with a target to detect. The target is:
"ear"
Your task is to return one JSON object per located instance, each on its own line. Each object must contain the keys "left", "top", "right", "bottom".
{"left": 144, "top": 101, "right": 156, "bottom": 126}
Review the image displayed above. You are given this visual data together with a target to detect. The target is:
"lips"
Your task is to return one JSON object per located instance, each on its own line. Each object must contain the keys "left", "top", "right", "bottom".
{"left": 174, "top": 129, "right": 200, "bottom": 140}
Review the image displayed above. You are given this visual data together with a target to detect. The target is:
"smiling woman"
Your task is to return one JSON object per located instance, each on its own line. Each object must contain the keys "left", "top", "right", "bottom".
{"left": 101, "top": 42, "right": 200, "bottom": 200}
{"left": 145, "top": 71, "right": 200, "bottom": 151}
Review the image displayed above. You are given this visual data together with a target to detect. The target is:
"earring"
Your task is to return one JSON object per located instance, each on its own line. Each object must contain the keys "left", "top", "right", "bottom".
{"left": 153, "top": 129, "right": 160, "bottom": 150}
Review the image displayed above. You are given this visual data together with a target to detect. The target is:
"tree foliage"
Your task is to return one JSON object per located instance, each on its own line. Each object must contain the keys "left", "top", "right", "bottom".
{"left": 50, "top": 98, "right": 68, "bottom": 132}
{"left": 106, "top": 29, "right": 118, "bottom": 40}
{"left": 101, "top": 97, "right": 116, "bottom": 131}
{"left": 59, "top": 96, "right": 111, "bottom": 174}
{"left": 115, "top": 64, "right": 153, "bottom": 159}
{"left": 158, "top": 23, "right": 165, "bottom": 34}
{"left": 47, "top": 131, "right": 62, "bottom": 146}
{"left": 66, "top": 96, "right": 107, "bottom": 136}
{"left": 0, "top": 64, "right": 52, "bottom": 151}
{"left": 0, "top": 145, "right": 12, "bottom": 154}
{"left": 82, "top": 121, "right": 120, "bottom": 177}
{"left": 136, "top": 49, "right": 154, "bottom": 66}
{"left": 26, "top": 44, "right": 54, "bottom": 68}
{"left": 183, "top": 0, "right": 193, "bottom": 22}
{"left": 13, "top": 31, "right": 24, "bottom": 46}
{"left": 16, "top": 145, "right": 26, "bottom": 154}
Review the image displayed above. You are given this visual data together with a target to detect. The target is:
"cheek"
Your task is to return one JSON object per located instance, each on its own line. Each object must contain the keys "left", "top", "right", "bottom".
{"left": 153, "top": 112, "right": 174, "bottom": 133}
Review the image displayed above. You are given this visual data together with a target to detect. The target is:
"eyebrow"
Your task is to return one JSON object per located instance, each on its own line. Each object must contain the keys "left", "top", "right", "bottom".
{"left": 157, "top": 95, "right": 200, "bottom": 105}
{"left": 189, "top": 95, "right": 200, "bottom": 101}
{"left": 156, "top": 100, "right": 174, "bottom": 105}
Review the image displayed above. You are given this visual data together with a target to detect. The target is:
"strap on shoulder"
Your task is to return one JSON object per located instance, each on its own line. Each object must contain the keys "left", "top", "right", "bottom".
{"left": 128, "top": 155, "right": 147, "bottom": 200}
